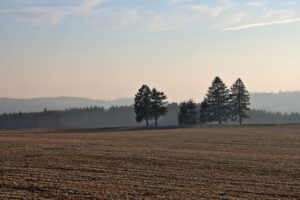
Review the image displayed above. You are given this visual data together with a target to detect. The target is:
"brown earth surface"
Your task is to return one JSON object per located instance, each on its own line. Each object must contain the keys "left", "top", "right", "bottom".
{"left": 0, "top": 125, "right": 299, "bottom": 199}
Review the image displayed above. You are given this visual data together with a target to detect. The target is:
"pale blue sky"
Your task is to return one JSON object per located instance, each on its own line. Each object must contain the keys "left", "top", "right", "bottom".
{"left": 0, "top": 0, "right": 300, "bottom": 101}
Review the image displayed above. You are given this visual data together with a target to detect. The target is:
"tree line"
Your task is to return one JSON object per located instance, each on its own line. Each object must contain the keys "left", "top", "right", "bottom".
{"left": 0, "top": 105, "right": 300, "bottom": 129}
{"left": 134, "top": 77, "right": 250, "bottom": 126}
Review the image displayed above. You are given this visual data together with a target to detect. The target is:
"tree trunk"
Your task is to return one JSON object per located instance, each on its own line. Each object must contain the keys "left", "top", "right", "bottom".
{"left": 218, "top": 101, "right": 221, "bottom": 125}
{"left": 146, "top": 116, "right": 149, "bottom": 127}
{"left": 155, "top": 117, "right": 158, "bottom": 127}
{"left": 218, "top": 109, "right": 222, "bottom": 125}
{"left": 238, "top": 94, "right": 242, "bottom": 126}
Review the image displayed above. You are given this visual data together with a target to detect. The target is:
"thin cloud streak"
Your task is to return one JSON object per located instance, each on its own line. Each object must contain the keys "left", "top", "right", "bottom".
{"left": 76, "top": 0, "right": 107, "bottom": 11}
{"left": 0, "top": 7, "right": 66, "bottom": 25}
{"left": 0, "top": 0, "right": 108, "bottom": 25}
{"left": 223, "top": 18, "right": 300, "bottom": 31}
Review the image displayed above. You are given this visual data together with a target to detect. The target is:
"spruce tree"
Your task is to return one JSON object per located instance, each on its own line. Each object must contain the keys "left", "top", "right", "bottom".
{"left": 205, "top": 76, "right": 230, "bottom": 125}
{"left": 230, "top": 78, "right": 251, "bottom": 125}
{"left": 178, "top": 99, "right": 198, "bottom": 125}
{"left": 186, "top": 99, "right": 198, "bottom": 125}
{"left": 178, "top": 102, "right": 188, "bottom": 125}
{"left": 199, "top": 99, "right": 211, "bottom": 124}
{"left": 150, "top": 88, "right": 168, "bottom": 127}
{"left": 134, "top": 85, "right": 152, "bottom": 126}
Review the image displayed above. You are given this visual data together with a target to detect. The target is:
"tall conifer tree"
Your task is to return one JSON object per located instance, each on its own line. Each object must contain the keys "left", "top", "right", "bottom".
{"left": 205, "top": 76, "right": 230, "bottom": 125}
{"left": 230, "top": 78, "right": 251, "bottom": 125}
{"left": 150, "top": 88, "right": 168, "bottom": 127}
{"left": 134, "top": 85, "right": 152, "bottom": 126}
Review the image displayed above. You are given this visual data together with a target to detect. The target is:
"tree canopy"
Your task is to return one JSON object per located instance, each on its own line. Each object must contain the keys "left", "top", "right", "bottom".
{"left": 178, "top": 99, "right": 198, "bottom": 125}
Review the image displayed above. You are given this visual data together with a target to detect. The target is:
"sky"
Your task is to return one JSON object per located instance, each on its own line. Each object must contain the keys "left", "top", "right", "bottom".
{"left": 0, "top": 0, "right": 300, "bottom": 102}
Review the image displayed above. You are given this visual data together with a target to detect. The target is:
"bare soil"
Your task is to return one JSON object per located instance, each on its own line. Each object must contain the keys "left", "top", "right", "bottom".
{"left": 0, "top": 125, "right": 299, "bottom": 199}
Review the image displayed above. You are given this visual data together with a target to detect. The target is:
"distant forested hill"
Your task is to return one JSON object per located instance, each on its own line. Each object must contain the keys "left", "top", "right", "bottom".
{"left": 250, "top": 91, "right": 300, "bottom": 113}
{"left": 0, "top": 91, "right": 300, "bottom": 114}
{"left": 0, "top": 97, "right": 133, "bottom": 114}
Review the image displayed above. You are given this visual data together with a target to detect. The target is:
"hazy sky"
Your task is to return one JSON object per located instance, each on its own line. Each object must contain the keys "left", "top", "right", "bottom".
{"left": 1, "top": 0, "right": 300, "bottom": 102}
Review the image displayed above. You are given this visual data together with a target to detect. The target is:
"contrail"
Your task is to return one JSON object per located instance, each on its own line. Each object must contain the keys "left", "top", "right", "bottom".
{"left": 223, "top": 18, "right": 300, "bottom": 31}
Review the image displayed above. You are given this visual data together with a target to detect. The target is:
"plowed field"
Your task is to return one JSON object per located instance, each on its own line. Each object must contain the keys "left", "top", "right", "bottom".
{"left": 0, "top": 125, "right": 299, "bottom": 199}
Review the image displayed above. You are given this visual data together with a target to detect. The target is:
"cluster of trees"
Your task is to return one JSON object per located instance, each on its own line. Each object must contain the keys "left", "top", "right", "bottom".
{"left": 134, "top": 85, "right": 168, "bottom": 127}
{"left": 178, "top": 77, "right": 250, "bottom": 125}
{"left": 133, "top": 77, "right": 250, "bottom": 127}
